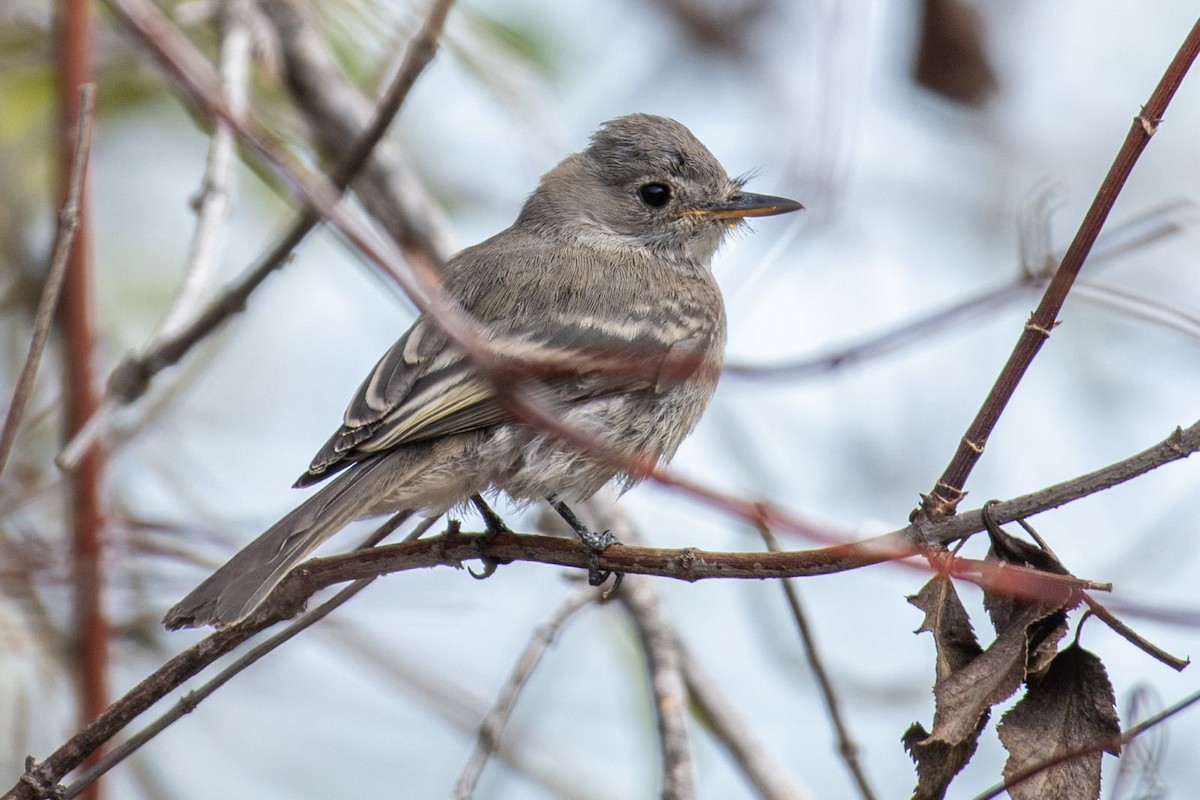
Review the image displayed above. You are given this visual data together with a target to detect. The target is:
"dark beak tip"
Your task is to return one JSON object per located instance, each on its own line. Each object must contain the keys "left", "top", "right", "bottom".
{"left": 706, "top": 192, "right": 804, "bottom": 220}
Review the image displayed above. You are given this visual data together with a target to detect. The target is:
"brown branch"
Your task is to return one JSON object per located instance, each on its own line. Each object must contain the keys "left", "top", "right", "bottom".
{"left": 259, "top": 0, "right": 457, "bottom": 263}
{"left": 6, "top": 409, "right": 1196, "bottom": 799}
{"left": 452, "top": 584, "right": 599, "bottom": 798}
{"left": 55, "top": 4, "right": 107, "bottom": 799}
{"left": 19, "top": 512, "right": 417, "bottom": 800}
{"left": 922, "top": 17, "right": 1200, "bottom": 520}
{"left": 0, "top": 83, "right": 94, "bottom": 476}
{"left": 58, "top": 0, "right": 457, "bottom": 469}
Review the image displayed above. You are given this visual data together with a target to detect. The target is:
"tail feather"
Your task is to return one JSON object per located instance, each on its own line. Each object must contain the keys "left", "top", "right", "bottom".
{"left": 163, "top": 458, "right": 392, "bottom": 629}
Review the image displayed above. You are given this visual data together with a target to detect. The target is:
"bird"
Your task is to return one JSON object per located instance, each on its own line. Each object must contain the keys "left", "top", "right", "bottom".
{"left": 163, "top": 113, "right": 802, "bottom": 629}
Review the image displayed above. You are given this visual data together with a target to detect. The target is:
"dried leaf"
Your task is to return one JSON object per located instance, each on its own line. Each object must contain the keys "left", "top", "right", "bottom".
{"left": 906, "top": 576, "right": 1068, "bottom": 799}
{"left": 982, "top": 522, "right": 1070, "bottom": 634}
{"left": 998, "top": 644, "right": 1121, "bottom": 800}
{"left": 908, "top": 575, "right": 983, "bottom": 682}
{"left": 904, "top": 577, "right": 987, "bottom": 799}
{"left": 903, "top": 716, "right": 987, "bottom": 800}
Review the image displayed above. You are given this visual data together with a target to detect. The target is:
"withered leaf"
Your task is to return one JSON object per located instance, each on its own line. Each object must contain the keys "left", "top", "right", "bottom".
{"left": 908, "top": 575, "right": 983, "bottom": 682}
{"left": 982, "top": 522, "right": 1071, "bottom": 635}
{"left": 998, "top": 644, "right": 1121, "bottom": 800}
{"left": 905, "top": 576, "right": 1068, "bottom": 799}
{"left": 903, "top": 716, "right": 987, "bottom": 800}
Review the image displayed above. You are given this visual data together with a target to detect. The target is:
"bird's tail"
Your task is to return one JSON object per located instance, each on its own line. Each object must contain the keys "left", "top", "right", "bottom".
{"left": 163, "top": 457, "right": 394, "bottom": 630}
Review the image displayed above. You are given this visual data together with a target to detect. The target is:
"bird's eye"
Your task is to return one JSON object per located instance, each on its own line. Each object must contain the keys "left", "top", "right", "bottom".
{"left": 638, "top": 183, "right": 671, "bottom": 207}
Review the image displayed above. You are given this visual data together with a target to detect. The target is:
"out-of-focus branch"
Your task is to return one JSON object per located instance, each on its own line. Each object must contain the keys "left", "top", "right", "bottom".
{"left": 725, "top": 200, "right": 1193, "bottom": 381}
{"left": 922, "top": 18, "right": 1200, "bottom": 520}
{"left": 58, "top": 0, "right": 457, "bottom": 469}
{"left": 618, "top": 575, "right": 697, "bottom": 800}
{"left": 158, "top": 0, "right": 253, "bottom": 338}
{"left": 259, "top": 0, "right": 457, "bottom": 262}
{"left": 452, "top": 584, "right": 599, "bottom": 798}
{"left": 0, "top": 84, "right": 94, "bottom": 476}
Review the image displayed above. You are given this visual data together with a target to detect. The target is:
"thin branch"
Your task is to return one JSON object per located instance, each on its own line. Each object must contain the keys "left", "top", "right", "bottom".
{"left": 58, "top": 0, "right": 457, "bottom": 470}
{"left": 157, "top": 0, "right": 252, "bottom": 338}
{"left": 260, "top": 0, "right": 458, "bottom": 261}
{"left": 758, "top": 526, "right": 876, "bottom": 800}
{"left": 0, "top": 83, "right": 94, "bottom": 477}
{"left": 618, "top": 576, "right": 697, "bottom": 800}
{"left": 452, "top": 584, "right": 599, "bottom": 798}
{"left": 971, "top": 686, "right": 1200, "bottom": 800}
{"left": 59, "top": 511, "right": 421, "bottom": 799}
{"left": 922, "top": 18, "right": 1200, "bottom": 519}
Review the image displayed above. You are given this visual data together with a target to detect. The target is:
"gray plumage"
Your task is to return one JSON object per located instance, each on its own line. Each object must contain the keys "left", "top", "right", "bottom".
{"left": 164, "top": 113, "right": 801, "bottom": 629}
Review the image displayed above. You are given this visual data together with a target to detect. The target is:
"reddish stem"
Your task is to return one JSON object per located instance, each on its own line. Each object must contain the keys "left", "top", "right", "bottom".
{"left": 57, "top": 1, "right": 107, "bottom": 796}
{"left": 923, "top": 17, "right": 1200, "bottom": 520}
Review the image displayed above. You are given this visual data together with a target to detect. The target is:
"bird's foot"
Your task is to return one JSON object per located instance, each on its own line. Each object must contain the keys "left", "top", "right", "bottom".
{"left": 469, "top": 494, "right": 513, "bottom": 580}
{"left": 579, "top": 529, "right": 622, "bottom": 597}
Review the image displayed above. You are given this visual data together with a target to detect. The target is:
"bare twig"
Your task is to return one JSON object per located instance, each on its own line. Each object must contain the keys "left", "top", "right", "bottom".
{"left": 0, "top": 84, "right": 94, "bottom": 477}
{"left": 158, "top": 0, "right": 253, "bottom": 338}
{"left": 260, "top": 0, "right": 458, "bottom": 261}
{"left": 58, "top": 0, "right": 457, "bottom": 470}
{"left": 453, "top": 584, "right": 599, "bottom": 798}
{"left": 59, "top": 511, "right": 421, "bottom": 799}
{"left": 618, "top": 576, "right": 697, "bottom": 800}
{"left": 758, "top": 526, "right": 876, "bottom": 800}
{"left": 922, "top": 18, "right": 1200, "bottom": 519}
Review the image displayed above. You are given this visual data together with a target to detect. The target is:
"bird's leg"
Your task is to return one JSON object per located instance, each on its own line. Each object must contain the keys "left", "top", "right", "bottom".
{"left": 469, "top": 493, "right": 512, "bottom": 579}
{"left": 546, "top": 494, "right": 622, "bottom": 594}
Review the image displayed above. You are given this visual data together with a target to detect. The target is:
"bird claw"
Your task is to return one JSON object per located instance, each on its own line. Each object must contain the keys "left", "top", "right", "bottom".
{"left": 580, "top": 529, "right": 623, "bottom": 596}
{"left": 469, "top": 497, "right": 513, "bottom": 580}
{"left": 468, "top": 554, "right": 499, "bottom": 580}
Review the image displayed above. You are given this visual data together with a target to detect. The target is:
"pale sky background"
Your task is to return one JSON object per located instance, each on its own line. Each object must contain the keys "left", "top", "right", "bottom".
{"left": 4, "top": 1, "right": 1200, "bottom": 798}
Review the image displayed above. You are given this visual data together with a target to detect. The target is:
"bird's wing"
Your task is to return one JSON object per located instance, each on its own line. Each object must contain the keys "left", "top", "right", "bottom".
{"left": 293, "top": 311, "right": 712, "bottom": 488}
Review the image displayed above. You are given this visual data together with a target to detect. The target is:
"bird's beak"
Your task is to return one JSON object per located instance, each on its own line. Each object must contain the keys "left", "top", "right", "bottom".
{"left": 687, "top": 192, "right": 804, "bottom": 221}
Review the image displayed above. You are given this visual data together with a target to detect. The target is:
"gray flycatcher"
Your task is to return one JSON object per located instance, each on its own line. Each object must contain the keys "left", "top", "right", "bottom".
{"left": 164, "top": 113, "right": 802, "bottom": 630}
